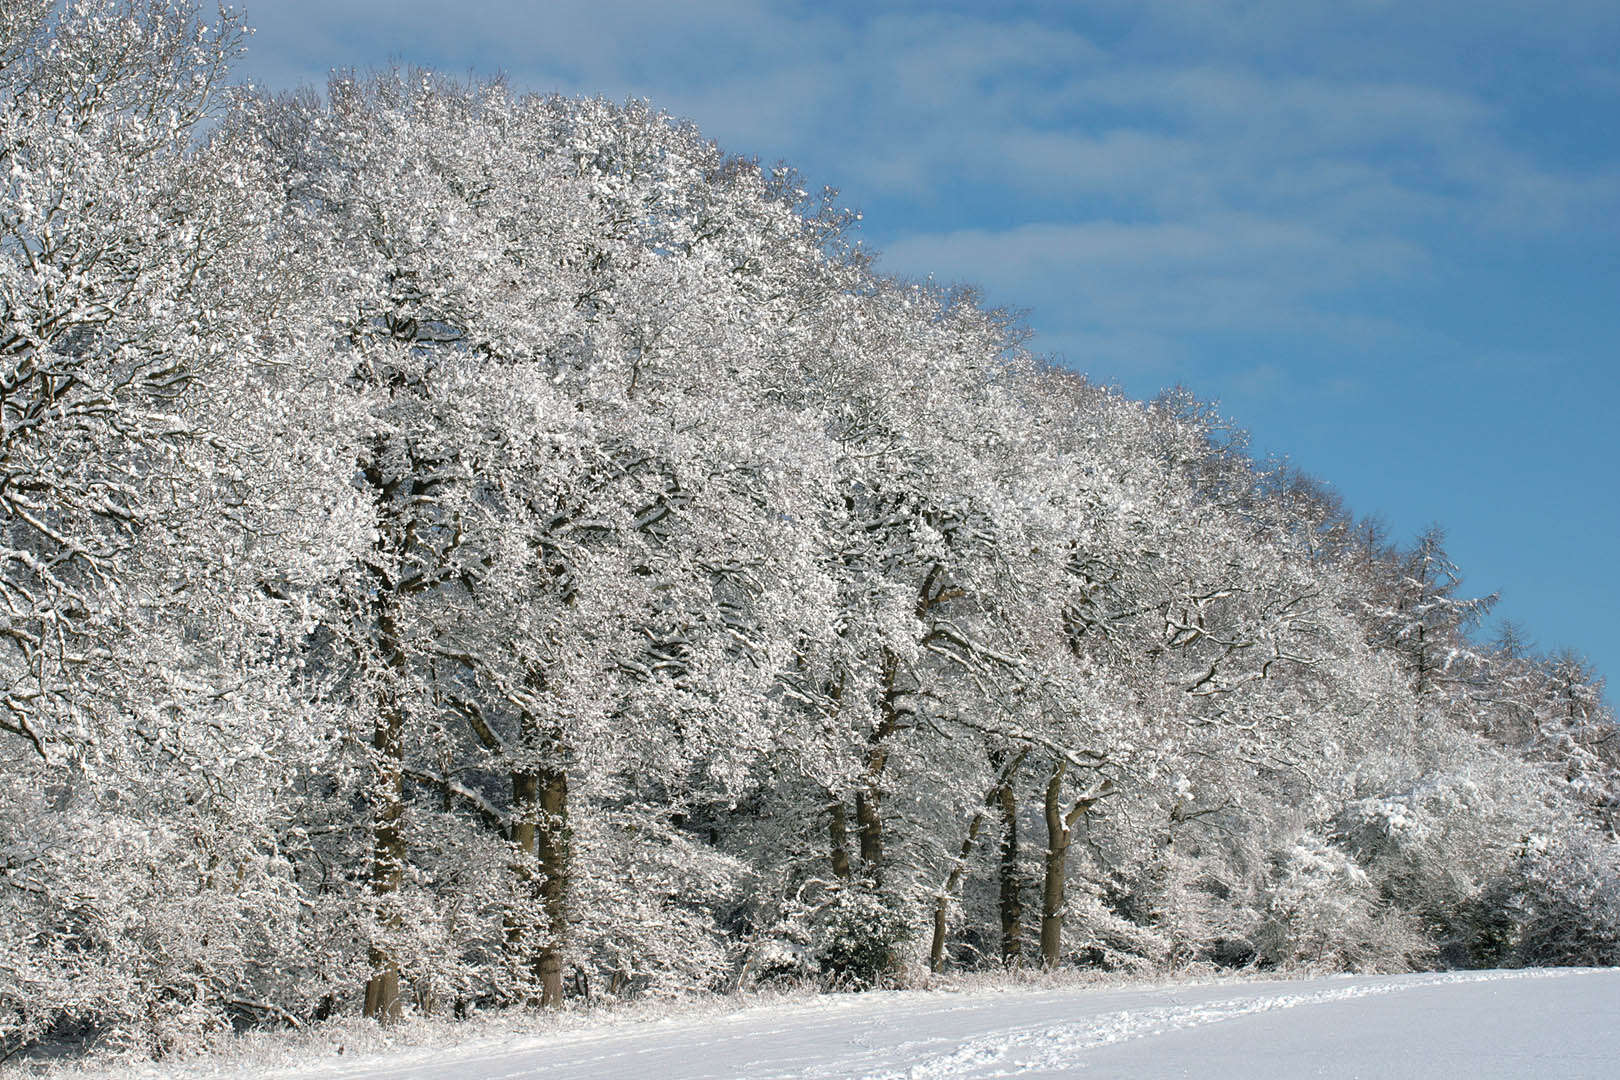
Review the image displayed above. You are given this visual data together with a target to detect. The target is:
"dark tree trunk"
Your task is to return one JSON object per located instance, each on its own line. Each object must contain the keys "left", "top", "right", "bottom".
{"left": 856, "top": 647, "right": 904, "bottom": 883}
{"left": 929, "top": 748, "right": 1027, "bottom": 973}
{"left": 507, "top": 723, "right": 570, "bottom": 1010}
{"left": 928, "top": 810, "right": 986, "bottom": 973}
{"left": 535, "top": 766, "right": 570, "bottom": 1007}
{"left": 508, "top": 768, "right": 540, "bottom": 993}
{"left": 855, "top": 784, "right": 884, "bottom": 876}
{"left": 829, "top": 798, "right": 853, "bottom": 881}
{"left": 364, "top": 596, "right": 407, "bottom": 1021}
{"left": 994, "top": 756, "right": 1024, "bottom": 967}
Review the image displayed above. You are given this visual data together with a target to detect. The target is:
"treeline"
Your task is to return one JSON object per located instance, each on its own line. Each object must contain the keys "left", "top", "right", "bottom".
{"left": 2, "top": 1, "right": 1616, "bottom": 1062}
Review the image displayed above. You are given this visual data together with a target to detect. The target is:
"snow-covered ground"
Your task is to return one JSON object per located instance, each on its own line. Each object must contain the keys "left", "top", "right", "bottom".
{"left": 52, "top": 968, "right": 1620, "bottom": 1079}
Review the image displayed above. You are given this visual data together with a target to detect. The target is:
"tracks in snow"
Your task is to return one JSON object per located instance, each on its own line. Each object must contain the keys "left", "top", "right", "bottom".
{"left": 849, "top": 970, "right": 1572, "bottom": 1079}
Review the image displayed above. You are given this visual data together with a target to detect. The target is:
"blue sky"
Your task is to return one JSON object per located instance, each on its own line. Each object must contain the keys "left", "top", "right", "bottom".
{"left": 237, "top": 1, "right": 1620, "bottom": 693}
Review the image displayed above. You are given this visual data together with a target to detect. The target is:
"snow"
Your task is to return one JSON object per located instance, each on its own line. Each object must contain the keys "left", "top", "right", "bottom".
{"left": 68, "top": 968, "right": 1620, "bottom": 1079}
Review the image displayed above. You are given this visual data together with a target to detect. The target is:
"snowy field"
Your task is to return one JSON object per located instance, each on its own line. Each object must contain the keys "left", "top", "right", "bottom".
{"left": 51, "top": 967, "right": 1620, "bottom": 1079}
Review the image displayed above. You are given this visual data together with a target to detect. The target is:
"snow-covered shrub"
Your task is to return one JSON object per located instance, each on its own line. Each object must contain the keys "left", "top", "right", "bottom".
{"left": 813, "top": 885, "right": 914, "bottom": 988}
{"left": 1112, "top": 834, "right": 1280, "bottom": 971}
{"left": 1330, "top": 759, "right": 1557, "bottom": 962}
{"left": 1475, "top": 829, "right": 1620, "bottom": 968}
{"left": 0, "top": 770, "right": 318, "bottom": 1058}
{"left": 1064, "top": 879, "right": 1176, "bottom": 973}
{"left": 1255, "top": 835, "right": 1428, "bottom": 972}
{"left": 568, "top": 810, "right": 749, "bottom": 999}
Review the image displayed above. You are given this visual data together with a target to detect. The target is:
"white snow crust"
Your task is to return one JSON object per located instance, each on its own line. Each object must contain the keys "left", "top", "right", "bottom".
{"left": 57, "top": 968, "right": 1620, "bottom": 1079}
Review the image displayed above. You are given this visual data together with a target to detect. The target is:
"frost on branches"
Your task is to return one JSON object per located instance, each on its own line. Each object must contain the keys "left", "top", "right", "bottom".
{"left": 1, "top": 2, "right": 1617, "bottom": 1065}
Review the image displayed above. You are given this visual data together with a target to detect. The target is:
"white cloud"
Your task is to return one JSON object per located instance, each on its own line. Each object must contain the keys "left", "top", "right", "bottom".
{"left": 880, "top": 216, "right": 1426, "bottom": 331}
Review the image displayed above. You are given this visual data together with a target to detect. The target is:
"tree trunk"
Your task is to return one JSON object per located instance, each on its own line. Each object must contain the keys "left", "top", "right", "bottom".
{"left": 1040, "top": 761, "right": 1112, "bottom": 970}
{"left": 829, "top": 798, "right": 853, "bottom": 881}
{"left": 509, "top": 768, "right": 570, "bottom": 1007}
{"left": 928, "top": 809, "right": 986, "bottom": 973}
{"left": 535, "top": 766, "right": 569, "bottom": 1007}
{"left": 1040, "top": 760, "right": 1069, "bottom": 969}
{"left": 363, "top": 598, "right": 407, "bottom": 1021}
{"left": 929, "top": 748, "right": 1027, "bottom": 973}
{"left": 855, "top": 784, "right": 883, "bottom": 877}
{"left": 856, "top": 647, "right": 903, "bottom": 883}
{"left": 994, "top": 756, "right": 1024, "bottom": 967}
{"left": 506, "top": 689, "right": 572, "bottom": 1011}
{"left": 359, "top": 428, "right": 414, "bottom": 1023}
{"left": 507, "top": 768, "right": 540, "bottom": 999}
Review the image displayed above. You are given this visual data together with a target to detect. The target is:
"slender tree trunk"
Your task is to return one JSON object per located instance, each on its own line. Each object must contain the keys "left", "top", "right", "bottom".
{"left": 364, "top": 597, "right": 407, "bottom": 1021}
{"left": 929, "top": 748, "right": 1028, "bottom": 973}
{"left": 994, "top": 756, "right": 1024, "bottom": 967}
{"left": 506, "top": 682, "right": 571, "bottom": 1010}
{"left": 928, "top": 809, "right": 986, "bottom": 973}
{"left": 1040, "top": 760, "right": 1070, "bottom": 969}
{"left": 505, "top": 767, "right": 570, "bottom": 1007}
{"left": 358, "top": 426, "right": 417, "bottom": 1023}
{"left": 852, "top": 572, "right": 938, "bottom": 889}
{"left": 855, "top": 647, "right": 903, "bottom": 883}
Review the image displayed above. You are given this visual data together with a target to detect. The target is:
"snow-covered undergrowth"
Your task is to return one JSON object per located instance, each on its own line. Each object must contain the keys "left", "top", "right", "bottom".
{"left": 23, "top": 968, "right": 1620, "bottom": 1079}
{"left": 12, "top": 968, "right": 1133, "bottom": 1078}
